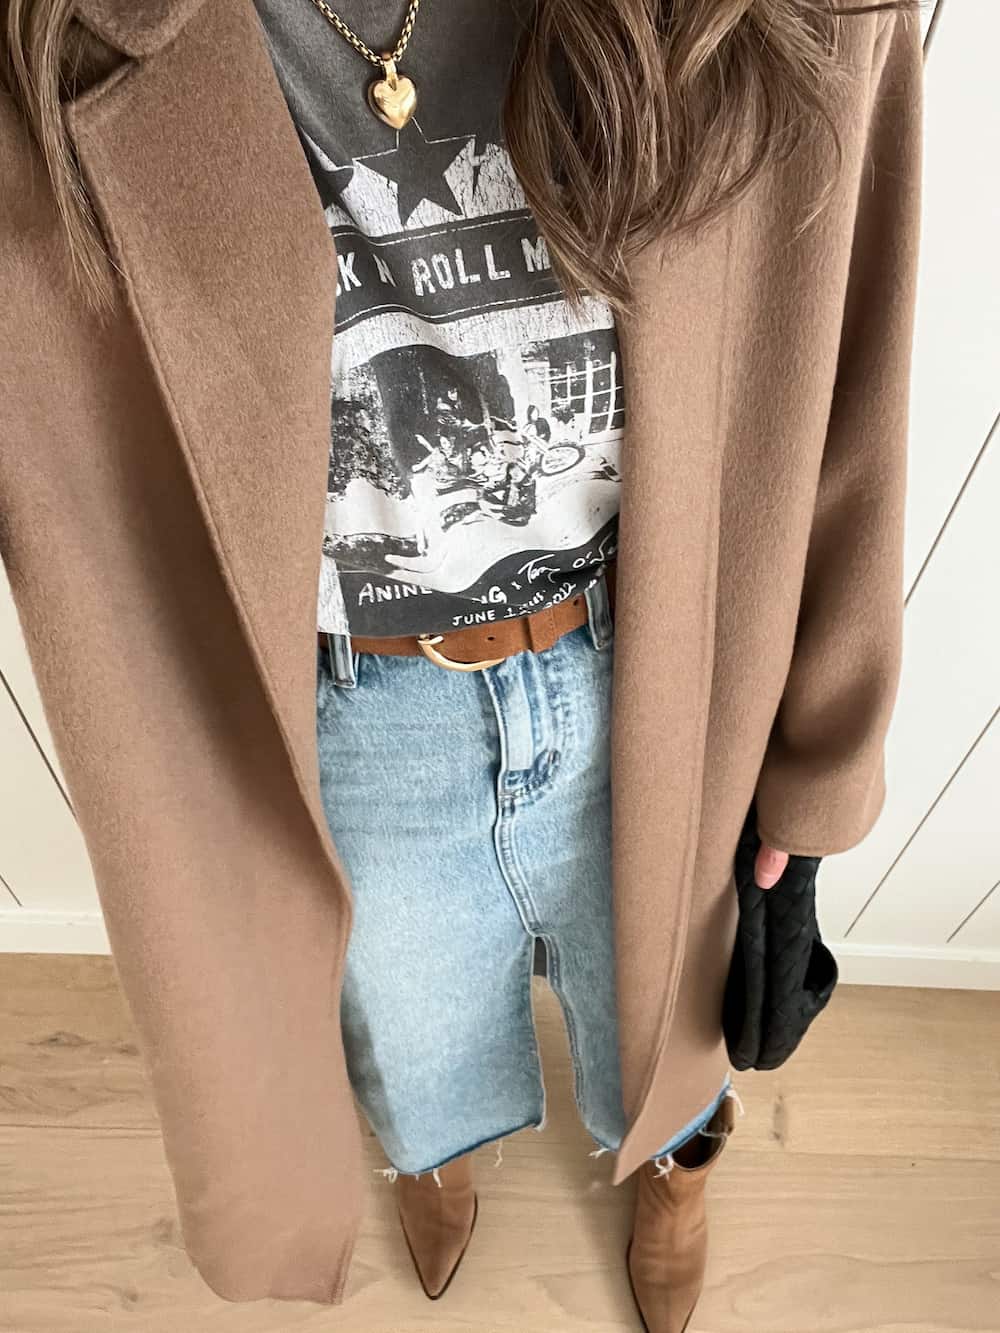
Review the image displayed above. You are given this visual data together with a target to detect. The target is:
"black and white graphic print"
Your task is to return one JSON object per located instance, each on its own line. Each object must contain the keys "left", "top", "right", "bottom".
{"left": 255, "top": 1, "right": 624, "bottom": 636}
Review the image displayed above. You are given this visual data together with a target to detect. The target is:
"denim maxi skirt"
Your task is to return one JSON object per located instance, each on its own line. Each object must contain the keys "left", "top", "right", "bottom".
{"left": 316, "top": 573, "right": 730, "bottom": 1173}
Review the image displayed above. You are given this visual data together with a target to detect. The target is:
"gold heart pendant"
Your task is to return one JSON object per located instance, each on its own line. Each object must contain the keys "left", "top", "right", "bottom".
{"left": 368, "top": 56, "right": 417, "bottom": 130}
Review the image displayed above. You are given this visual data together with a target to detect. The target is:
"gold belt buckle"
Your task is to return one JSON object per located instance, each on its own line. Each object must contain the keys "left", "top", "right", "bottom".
{"left": 416, "top": 633, "right": 505, "bottom": 672}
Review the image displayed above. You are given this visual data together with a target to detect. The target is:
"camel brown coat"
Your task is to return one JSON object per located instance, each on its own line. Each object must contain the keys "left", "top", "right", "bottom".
{"left": 0, "top": 0, "right": 922, "bottom": 1306}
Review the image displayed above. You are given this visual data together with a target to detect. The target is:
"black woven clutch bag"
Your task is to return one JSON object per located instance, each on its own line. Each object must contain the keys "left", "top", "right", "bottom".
{"left": 723, "top": 801, "right": 839, "bottom": 1071}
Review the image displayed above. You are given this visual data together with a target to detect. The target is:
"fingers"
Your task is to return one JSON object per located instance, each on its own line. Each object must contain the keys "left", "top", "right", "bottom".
{"left": 754, "top": 844, "right": 789, "bottom": 890}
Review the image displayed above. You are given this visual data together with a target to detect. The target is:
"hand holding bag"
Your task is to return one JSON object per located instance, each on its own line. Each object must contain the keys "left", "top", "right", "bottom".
{"left": 723, "top": 801, "right": 839, "bottom": 1071}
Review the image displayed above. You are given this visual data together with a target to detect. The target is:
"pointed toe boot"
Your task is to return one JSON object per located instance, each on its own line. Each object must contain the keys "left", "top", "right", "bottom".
{"left": 397, "top": 1152, "right": 478, "bottom": 1300}
{"left": 626, "top": 1093, "right": 736, "bottom": 1333}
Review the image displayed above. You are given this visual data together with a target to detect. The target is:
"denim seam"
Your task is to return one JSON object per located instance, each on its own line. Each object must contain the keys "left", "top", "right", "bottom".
{"left": 485, "top": 666, "right": 545, "bottom": 931}
{"left": 495, "top": 801, "right": 543, "bottom": 932}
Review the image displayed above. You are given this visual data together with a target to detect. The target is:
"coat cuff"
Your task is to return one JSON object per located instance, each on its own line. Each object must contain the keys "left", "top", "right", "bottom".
{"left": 754, "top": 757, "right": 886, "bottom": 858}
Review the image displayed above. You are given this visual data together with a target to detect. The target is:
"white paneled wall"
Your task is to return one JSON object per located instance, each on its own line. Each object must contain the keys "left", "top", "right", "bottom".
{"left": 818, "top": 0, "right": 1000, "bottom": 987}
{"left": 818, "top": 429, "right": 999, "bottom": 937}
{"left": 0, "top": 681, "right": 95, "bottom": 912}
{"left": 1, "top": 0, "right": 997, "bottom": 980}
{"left": 902, "top": 0, "right": 998, "bottom": 587}
{"left": 952, "top": 880, "right": 1000, "bottom": 951}
{"left": 0, "top": 564, "right": 108, "bottom": 953}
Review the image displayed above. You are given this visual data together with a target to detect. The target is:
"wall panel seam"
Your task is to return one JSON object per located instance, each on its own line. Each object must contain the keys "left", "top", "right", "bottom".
{"left": 844, "top": 705, "right": 1000, "bottom": 937}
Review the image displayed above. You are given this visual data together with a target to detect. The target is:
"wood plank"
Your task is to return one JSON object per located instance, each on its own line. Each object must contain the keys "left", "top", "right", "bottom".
{"left": 3, "top": 1126, "right": 998, "bottom": 1333}
{"left": 0, "top": 954, "right": 152, "bottom": 1130}
{"left": 728, "top": 984, "right": 1000, "bottom": 1163}
{"left": 1, "top": 974, "right": 998, "bottom": 1332}
{"left": 3, "top": 958, "right": 999, "bottom": 1162}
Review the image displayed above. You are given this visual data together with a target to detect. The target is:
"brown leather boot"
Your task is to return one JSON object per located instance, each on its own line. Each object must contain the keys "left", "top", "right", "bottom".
{"left": 396, "top": 1153, "right": 478, "bottom": 1300}
{"left": 626, "top": 1092, "right": 737, "bottom": 1333}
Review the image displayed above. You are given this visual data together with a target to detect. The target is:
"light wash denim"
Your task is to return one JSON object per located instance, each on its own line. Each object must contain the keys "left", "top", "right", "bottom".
{"left": 316, "top": 574, "right": 731, "bottom": 1174}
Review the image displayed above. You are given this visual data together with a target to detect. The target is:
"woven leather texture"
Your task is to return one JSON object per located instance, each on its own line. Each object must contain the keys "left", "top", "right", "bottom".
{"left": 723, "top": 801, "right": 839, "bottom": 1071}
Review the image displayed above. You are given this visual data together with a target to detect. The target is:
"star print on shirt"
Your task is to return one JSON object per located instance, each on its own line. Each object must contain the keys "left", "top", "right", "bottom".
{"left": 323, "top": 161, "right": 355, "bottom": 210}
{"left": 358, "top": 118, "right": 473, "bottom": 225}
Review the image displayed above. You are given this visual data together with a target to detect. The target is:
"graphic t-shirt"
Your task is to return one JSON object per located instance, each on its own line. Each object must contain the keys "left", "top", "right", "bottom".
{"left": 253, "top": 0, "right": 624, "bottom": 636}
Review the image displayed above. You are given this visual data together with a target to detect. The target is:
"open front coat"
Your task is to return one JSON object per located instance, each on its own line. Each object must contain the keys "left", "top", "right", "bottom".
{"left": 0, "top": 0, "right": 922, "bottom": 1306}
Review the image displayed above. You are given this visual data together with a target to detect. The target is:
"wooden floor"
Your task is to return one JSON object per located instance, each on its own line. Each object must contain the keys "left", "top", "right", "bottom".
{"left": 1, "top": 955, "right": 998, "bottom": 1333}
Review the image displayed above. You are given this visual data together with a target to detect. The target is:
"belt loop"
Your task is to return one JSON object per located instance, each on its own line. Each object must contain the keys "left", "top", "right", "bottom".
{"left": 585, "top": 570, "right": 614, "bottom": 651}
{"left": 327, "top": 630, "right": 359, "bottom": 689}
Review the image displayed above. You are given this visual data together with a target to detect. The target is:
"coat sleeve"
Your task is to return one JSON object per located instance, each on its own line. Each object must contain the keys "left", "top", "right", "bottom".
{"left": 753, "top": 11, "right": 924, "bottom": 857}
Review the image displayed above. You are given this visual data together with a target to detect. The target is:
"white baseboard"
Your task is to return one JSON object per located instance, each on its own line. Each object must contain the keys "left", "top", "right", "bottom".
{"left": 2, "top": 912, "right": 999, "bottom": 990}
{"left": 0, "top": 909, "right": 110, "bottom": 955}
{"left": 832, "top": 941, "right": 1000, "bottom": 990}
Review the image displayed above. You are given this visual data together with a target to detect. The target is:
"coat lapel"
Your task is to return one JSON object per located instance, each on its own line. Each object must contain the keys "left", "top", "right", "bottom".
{"left": 66, "top": 0, "right": 342, "bottom": 857}
{"left": 74, "top": 0, "right": 209, "bottom": 57}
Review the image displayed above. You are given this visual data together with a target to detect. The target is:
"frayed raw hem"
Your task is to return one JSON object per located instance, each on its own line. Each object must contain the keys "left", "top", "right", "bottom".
{"left": 697, "top": 1084, "right": 745, "bottom": 1142}
{"left": 373, "top": 1117, "right": 542, "bottom": 1183}
{"left": 724, "top": 1084, "right": 745, "bottom": 1117}
{"left": 585, "top": 1140, "right": 678, "bottom": 1178}
{"left": 584, "top": 1080, "right": 744, "bottom": 1169}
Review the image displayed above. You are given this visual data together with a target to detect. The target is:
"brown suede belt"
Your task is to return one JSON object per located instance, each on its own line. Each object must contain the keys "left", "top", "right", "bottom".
{"left": 320, "top": 560, "right": 616, "bottom": 671}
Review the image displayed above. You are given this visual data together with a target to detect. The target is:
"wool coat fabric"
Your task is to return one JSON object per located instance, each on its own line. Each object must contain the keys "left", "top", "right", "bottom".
{"left": 0, "top": 0, "right": 922, "bottom": 1306}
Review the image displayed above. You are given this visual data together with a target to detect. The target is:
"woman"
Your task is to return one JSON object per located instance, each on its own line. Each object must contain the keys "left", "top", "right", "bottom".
{"left": 0, "top": 0, "right": 922, "bottom": 1327}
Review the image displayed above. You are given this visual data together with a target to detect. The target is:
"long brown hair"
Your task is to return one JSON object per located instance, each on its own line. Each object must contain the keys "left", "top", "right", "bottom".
{"left": 2, "top": 0, "right": 921, "bottom": 316}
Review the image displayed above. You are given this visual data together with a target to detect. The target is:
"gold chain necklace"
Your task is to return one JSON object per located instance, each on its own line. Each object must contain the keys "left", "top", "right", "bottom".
{"left": 307, "top": 0, "right": 421, "bottom": 130}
